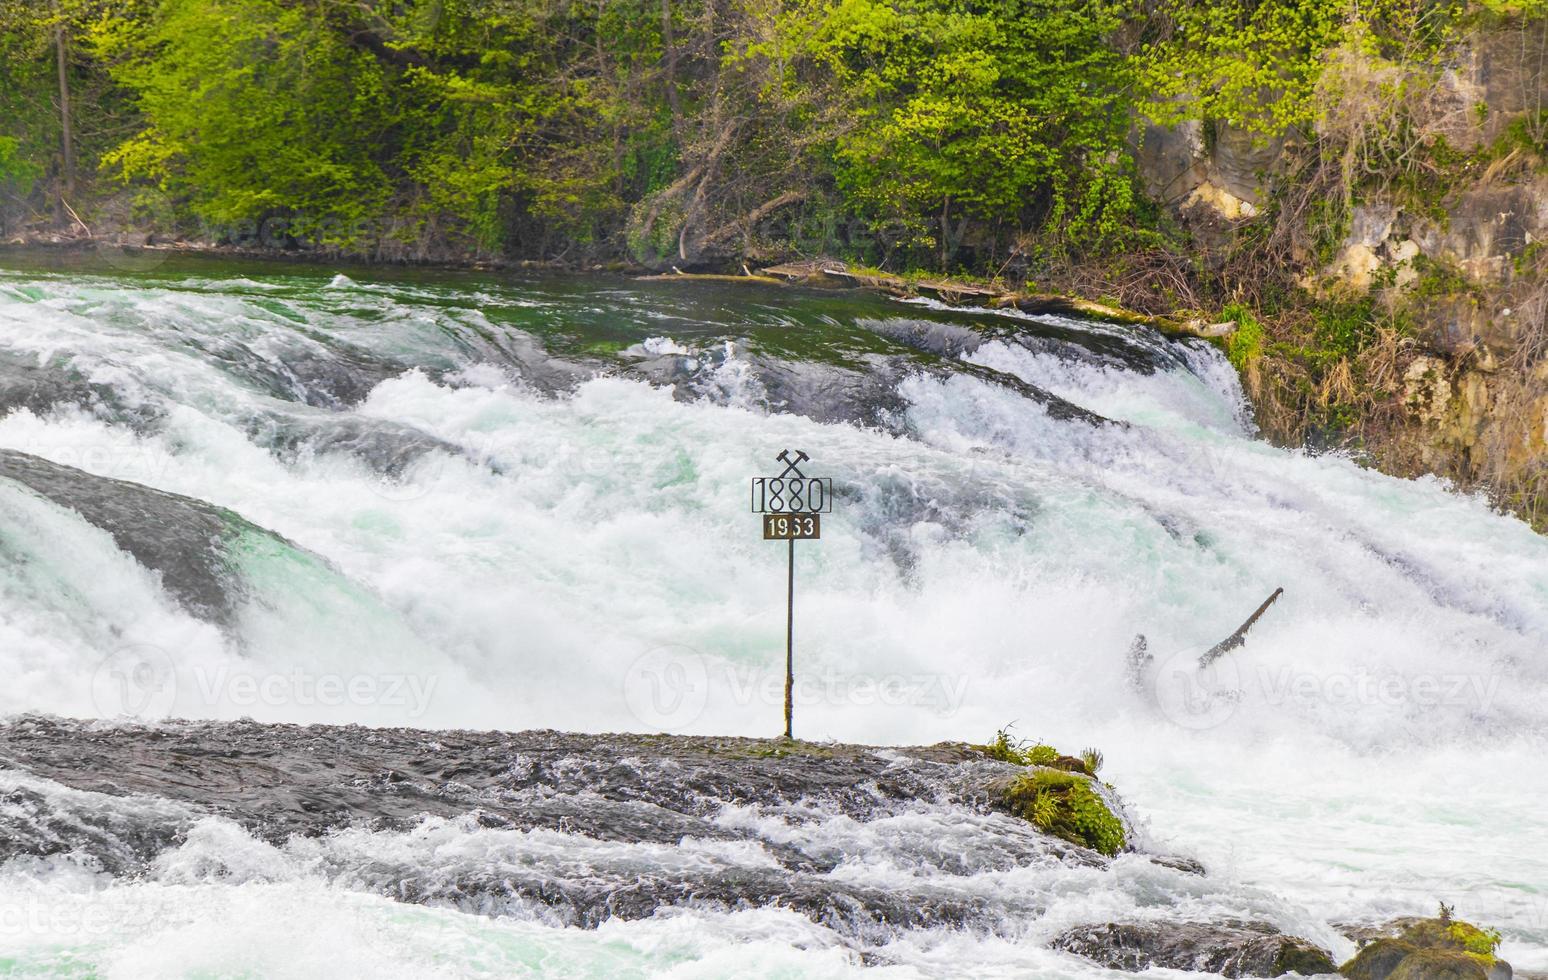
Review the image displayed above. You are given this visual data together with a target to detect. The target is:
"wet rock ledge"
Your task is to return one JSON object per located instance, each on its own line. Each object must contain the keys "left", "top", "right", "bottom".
{"left": 0, "top": 717, "right": 1510, "bottom": 977}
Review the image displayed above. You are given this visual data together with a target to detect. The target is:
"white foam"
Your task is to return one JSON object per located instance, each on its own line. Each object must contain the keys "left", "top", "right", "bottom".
{"left": 0, "top": 268, "right": 1544, "bottom": 974}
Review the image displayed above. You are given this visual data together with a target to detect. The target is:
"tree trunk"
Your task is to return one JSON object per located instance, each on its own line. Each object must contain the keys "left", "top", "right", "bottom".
{"left": 660, "top": 0, "right": 682, "bottom": 135}
{"left": 55, "top": 22, "right": 75, "bottom": 215}
{"left": 939, "top": 196, "right": 950, "bottom": 268}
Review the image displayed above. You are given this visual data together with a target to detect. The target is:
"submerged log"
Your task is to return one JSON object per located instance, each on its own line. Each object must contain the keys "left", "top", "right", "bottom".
{"left": 1199, "top": 587, "right": 1284, "bottom": 667}
{"left": 635, "top": 268, "right": 784, "bottom": 285}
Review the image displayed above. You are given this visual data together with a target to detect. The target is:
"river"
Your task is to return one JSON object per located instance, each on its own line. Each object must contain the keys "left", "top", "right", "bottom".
{"left": 0, "top": 249, "right": 1542, "bottom": 977}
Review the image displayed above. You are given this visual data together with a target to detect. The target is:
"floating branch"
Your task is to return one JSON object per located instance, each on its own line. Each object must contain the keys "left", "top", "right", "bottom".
{"left": 1199, "top": 588, "right": 1284, "bottom": 667}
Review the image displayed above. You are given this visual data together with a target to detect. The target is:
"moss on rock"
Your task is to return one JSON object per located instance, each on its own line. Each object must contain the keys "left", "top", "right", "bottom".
{"left": 1344, "top": 939, "right": 1421, "bottom": 980}
{"left": 1274, "top": 940, "right": 1339, "bottom": 977}
{"left": 1386, "top": 948, "right": 1489, "bottom": 980}
{"left": 977, "top": 729, "right": 1125, "bottom": 855}
{"left": 1002, "top": 768, "right": 1126, "bottom": 856}
{"left": 1392, "top": 917, "right": 1503, "bottom": 968}
{"left": 1340, "top": 915, "right": 1507, "bottom": 980}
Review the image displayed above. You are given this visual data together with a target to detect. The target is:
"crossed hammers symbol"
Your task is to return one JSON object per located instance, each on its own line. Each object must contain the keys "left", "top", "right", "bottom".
{"left": 775, "top": 449, "right": 810, "bottom": 479}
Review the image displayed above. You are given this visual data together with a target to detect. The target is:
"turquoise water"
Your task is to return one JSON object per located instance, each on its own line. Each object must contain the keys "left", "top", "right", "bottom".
{"left": 0, "top": 249, "right": 1543, "bottom": 977}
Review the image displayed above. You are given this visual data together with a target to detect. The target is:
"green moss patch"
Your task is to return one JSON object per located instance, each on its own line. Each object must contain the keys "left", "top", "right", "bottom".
{"left": 1387, "top": 948, "right": 1489, "bottom": 980}
{"left": 975, "top": 729, "right": 1125, "bottom": 856}
{"left": 1002, "top": 769, "right": 1126, "bottom": 857}
{"left": 1221, "top": 302, "right": 1265, "bottom": 371}
{"left": 1340, "top": 914, "right": 1505, "bottom": 980}
{"left": 975, "top": 729, "right": 1099, "bottom": 776}
{"left": 1397, "top": 918, "right": 1503, "bottom": 967}
{"left": 1344, "top": 939, "right": 1420, "bottom": 980}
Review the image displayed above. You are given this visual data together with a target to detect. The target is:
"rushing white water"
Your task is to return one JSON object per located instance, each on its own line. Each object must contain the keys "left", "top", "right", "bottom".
{"left": 0, "top": 256, "right": 1543, "bottom": 977}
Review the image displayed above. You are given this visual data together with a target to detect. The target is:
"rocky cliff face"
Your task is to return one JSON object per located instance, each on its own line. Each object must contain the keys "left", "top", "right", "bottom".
{"left": 1136, "top": 18, "right": 1548, "bottom": 524}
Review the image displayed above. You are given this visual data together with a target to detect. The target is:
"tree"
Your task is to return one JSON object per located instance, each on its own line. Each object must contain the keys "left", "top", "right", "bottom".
{"left": 772, "top": 0, "right": 1140, "bottom": 265}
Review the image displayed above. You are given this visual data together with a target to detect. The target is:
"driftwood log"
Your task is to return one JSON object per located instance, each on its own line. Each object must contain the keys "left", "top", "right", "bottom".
{"left": 631, "top": 258, "right": 1233, "bottom": 339}
{"left": 1198, "top": 587, "right": 1284, "bottom": 667}
{"left": 635, "top": 268, "right": 783, "bottom": 285}
{"left": 1125, "top": 587, "right": 1285, "bottom": 690}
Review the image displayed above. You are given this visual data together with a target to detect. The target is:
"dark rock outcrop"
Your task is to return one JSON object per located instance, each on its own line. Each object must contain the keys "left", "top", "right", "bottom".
{"left": 1052, "top": 920, "right": 1338, "bottom": 977}
{"left": 1339, "top": 916, "right": 1509, "bottom": 980}
{"left": 0, "top": 449, "right": 309, "bottom": 625}
{"left": 0, "top": 717, "right": 1107, "bottom": 940}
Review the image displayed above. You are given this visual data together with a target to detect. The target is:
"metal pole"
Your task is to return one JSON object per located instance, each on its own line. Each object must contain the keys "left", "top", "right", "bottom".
{"left": 784, "top": 537, "right": 794, "bottom": 739}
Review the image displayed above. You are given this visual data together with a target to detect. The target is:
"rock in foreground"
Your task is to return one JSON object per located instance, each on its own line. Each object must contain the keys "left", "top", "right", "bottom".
{"left": 1053, "top": 920, "right": 1337, "bottom": 977}
{"left": 1341, "top": 916, "right": 1511, "bottom": 980}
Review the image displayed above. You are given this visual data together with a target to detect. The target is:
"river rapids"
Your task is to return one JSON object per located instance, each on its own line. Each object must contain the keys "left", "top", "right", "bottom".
{"left": 0, "top": 251, "right": 1542, "bottom": 978}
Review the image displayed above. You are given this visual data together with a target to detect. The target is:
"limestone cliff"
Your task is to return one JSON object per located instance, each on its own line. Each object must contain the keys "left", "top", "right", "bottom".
{"left": 1135, "top": 17, "right": 1548, "bottom": 525}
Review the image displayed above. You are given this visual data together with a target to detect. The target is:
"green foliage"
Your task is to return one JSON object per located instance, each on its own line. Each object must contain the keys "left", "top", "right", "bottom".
{"left": 0, "top": 137, "right": 38, "bottom": 198}
{"left": 1138, "top": 0, "right": 1461, "bottom": 136}
{"left": 1003, "top": 769, "right": 1126, "bottom": 856}
{"left": 1498, "top": 111, "right": 1548, "bottom": 157}
{"left": 776, "top": 0, "right": 1140, "bottom": 257}
{"left": 1477, "top": 0, "right": 1548, "bottom": 14}
{"left": 0, "top": 1, "right": 64, "bottom": 217}
{"left": 1079, "top": 747, "right": 1104, "bottom": 775}
{"left": 1139, "top": 0, "right": 1348, "bottom": 135}
{"left": 1409, "top": 257, "right": 1476, "bottom": 301}
{"left": 1448, "top": 921, "right": 1503, "bottom": 962}
{"left": 92, "top": 0, "right": 382, "bottom": 242}
{"left": 0, "top": 0, "right": 1535, "bottom": 281}
{"left": 980, "top": 728, "right": 1060, "bottom": 768}
{"left": 85, "top": 0, "right": 538, "bottom": 251}
{"left": 1312, "top": 297, "right": 1379, "bottom": 358}
{"left": 1221, "top": 302, "right": 1265, "bottom": 370}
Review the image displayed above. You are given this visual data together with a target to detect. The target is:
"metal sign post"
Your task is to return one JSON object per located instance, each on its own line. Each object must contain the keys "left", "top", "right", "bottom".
{"left": 750, "top": 450, "right": 832, "bottom": 740}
